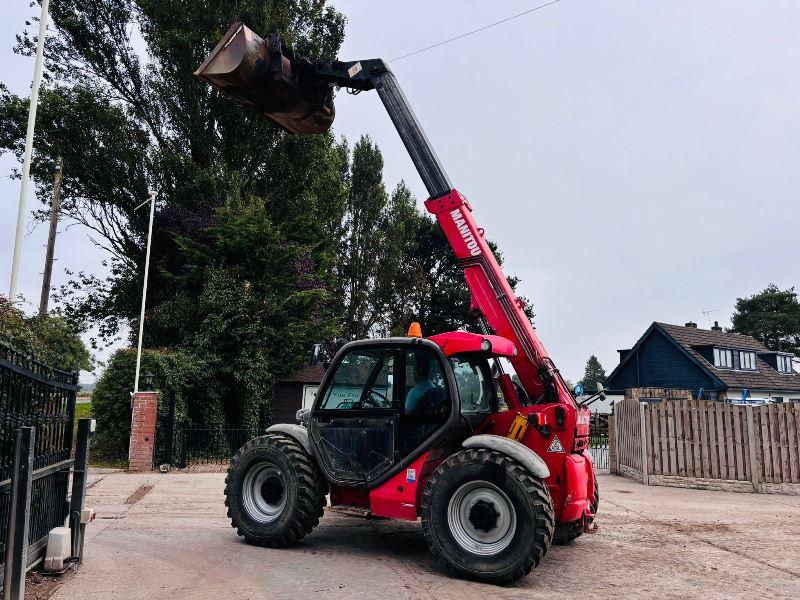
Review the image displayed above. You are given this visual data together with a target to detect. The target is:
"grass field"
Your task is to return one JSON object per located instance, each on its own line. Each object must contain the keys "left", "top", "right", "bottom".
{"left": 74, "top": 401, "right": 92, "bottom": 439}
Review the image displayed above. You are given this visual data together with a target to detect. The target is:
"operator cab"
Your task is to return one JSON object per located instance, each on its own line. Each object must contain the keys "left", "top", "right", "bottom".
{"left": 307, "top": 327, "right": 518, "bottom": 487}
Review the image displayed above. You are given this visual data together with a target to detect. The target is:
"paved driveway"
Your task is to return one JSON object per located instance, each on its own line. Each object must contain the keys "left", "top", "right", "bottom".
{"left": 53, "top": 471, "right": 800, "bottom": 599}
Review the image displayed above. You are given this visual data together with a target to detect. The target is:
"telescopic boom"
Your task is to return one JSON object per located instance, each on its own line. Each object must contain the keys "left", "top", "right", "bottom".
{"left": 195, "top": 22, "right": 574, "bottom": 406}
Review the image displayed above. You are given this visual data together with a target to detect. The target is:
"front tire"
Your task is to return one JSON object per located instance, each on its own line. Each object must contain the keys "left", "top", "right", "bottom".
{"left": 421, "top": 449, "right": 554, "bottom": 584}
{"left": 224, "top": 433, "right": 326, "bottom": 547}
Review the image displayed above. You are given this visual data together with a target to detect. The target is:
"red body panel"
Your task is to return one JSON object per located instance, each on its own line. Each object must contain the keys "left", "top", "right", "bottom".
{"left": 330, "top": 485, "right": 369, "bottom": 508}
{"left": 369, "top": 453, "right": 429, "bottom": 521}
{"left": 428, "top": 331, "right": 517, "bottom": 358}
{"left": 560, "top": 453, "right": 592, "bottom": 522}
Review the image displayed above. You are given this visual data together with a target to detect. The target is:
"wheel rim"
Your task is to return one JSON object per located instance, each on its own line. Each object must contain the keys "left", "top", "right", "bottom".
{"left": 242, "top": 463, "right": 287, "bottom": 523}
{"left": 447, "top": 480, "right": 517, "bottom": 556}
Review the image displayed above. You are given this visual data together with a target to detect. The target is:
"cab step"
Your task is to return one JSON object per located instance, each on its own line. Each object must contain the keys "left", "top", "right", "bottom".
{"left": 328, "top": 504, "right": 371, "bottom": 518}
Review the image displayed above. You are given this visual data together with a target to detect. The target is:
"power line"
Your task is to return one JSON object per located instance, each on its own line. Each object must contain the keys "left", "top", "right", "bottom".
{"left": 390, "top": 0, "right": 562, "bottom": 62}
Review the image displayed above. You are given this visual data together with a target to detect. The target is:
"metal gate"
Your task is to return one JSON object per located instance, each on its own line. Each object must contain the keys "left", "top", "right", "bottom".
{"left": 155, "top": 391, "right": 253, "bottom": 468}
{"left": 0, "top": 343, "right": 77, "bottom": 582}
{"left": 588, "top": 412, "right": 610, "bottom": 470}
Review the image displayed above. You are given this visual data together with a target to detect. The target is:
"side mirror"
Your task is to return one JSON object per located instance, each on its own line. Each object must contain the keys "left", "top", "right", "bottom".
{"left": 596, "top": 382, "right": 605, "bottom": 392}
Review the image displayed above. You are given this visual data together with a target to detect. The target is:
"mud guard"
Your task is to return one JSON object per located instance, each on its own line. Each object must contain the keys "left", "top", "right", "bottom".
{"left": 266, "top": 424, "right": 312, "bottom": 454}
{"left": 462, "top": 434, "right": 550, "bottom": 479}
{"left": 560, "top": 453, "right": 591, "bottom": 523}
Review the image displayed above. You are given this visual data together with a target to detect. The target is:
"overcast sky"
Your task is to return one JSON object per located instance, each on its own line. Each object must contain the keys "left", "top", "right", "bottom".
{"left": 1, "top": 1, "right": 798, "bottom": 384}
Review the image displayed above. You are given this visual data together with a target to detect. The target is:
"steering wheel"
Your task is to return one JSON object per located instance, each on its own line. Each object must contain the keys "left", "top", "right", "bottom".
{"left": 362, "top": 389, "right": 390, "bottom": 408}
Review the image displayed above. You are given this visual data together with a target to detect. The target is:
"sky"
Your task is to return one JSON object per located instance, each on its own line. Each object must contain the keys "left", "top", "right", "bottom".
{"left": 1, "top": 1, "right": 799, "bottom": 384}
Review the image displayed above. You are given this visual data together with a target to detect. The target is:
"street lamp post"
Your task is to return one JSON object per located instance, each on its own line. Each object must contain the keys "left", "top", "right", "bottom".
{"left": 133, "top": 191, "right": 156, "bottom": 394}
{"left": 9, "top": 0, "right": 50, "bottom": 302}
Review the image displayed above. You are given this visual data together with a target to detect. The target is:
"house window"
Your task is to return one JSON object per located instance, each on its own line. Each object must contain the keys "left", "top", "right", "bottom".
{"left": 714, "top": 348, "right": 733, "bottom": 369}
{"left": 739, "top": 351, "right": 756, "bottom": 370}
{"left": 777, "top": 355, "right": 793, "bottom": 373}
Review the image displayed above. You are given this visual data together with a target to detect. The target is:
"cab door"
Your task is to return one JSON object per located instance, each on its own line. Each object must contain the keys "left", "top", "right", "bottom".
{"left": 309, "top": 346, "right": 399, "bottom": 484}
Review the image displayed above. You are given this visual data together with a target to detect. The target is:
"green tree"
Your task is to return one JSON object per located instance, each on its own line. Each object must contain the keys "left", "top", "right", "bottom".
{"left": 338, "top": 135, "right": 392, "bottom": 339}
{"left": 0, "top": 2, "right": 347, "bottom": 428}
{"left": 0, "top": 1, "right": 346, "bottom": 346}
{"left": 334, "top": 139, "right": 534, "bottom": 340}
{"left": 0, "top": 296, "right": 91, "bottom": 372}
{"left": 579, "top": 355, "right": 606, "bottom": 393}
{"left": 730, "top": 284, "right": 800, "bottom": 355}
{"left": 158, "top": 192, "right": 342, "bottom": 429}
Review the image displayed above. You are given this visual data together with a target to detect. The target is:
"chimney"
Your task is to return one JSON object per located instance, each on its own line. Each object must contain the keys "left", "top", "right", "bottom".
{"left": 711, "top": 321, "right": 722, "bottom": 331}
{"left": 685, "top": 321, "right": 697, "bottom": 328}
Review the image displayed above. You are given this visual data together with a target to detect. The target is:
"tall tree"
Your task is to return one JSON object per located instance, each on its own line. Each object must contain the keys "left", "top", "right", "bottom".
{"left": 730, "top": 284, "right": 800, "bottom": 355}
{"left": 579, "top": 355, "right": 606, "bottom": 393}
{"left": 338, "top": 135, "right": 391, "bottom": 339}
{"left": 0, "top": 2, "right": 347, "bottom": 428}
{"left": 0, "top": 1, "right": 346, "bottom": 346}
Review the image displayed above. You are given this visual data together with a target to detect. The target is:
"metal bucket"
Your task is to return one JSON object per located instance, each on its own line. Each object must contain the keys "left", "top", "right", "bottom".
{"left": 195, "top": 22, "right": 334, "bottom": 134}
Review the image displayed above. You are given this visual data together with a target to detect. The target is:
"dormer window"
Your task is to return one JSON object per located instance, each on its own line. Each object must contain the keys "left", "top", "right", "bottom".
{"left": 739, "top": 351, "right": 756, "bottom": 370}
{"left": 714, "top": 348, "right": 733, "bottom": 369}
{"left": 777, "top": 355, "right": 794, "bottom": 373}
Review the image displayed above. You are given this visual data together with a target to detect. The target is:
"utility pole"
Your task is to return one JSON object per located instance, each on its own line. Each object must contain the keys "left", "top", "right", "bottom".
{"left": 9, "top": 0, "right": 50, "bottom": 303}
{"left": 39, "top": 156, "right": 63, "bottom": 317}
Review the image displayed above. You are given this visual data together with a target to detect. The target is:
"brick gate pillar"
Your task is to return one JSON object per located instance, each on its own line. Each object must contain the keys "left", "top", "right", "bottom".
{"left": 128, "top": 391, "right": 158, "bottom": 471}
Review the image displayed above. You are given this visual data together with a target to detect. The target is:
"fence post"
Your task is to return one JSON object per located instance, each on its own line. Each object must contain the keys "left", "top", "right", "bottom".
{"left": 69, "top": 418, "right": 94, "bottom": 564}
{"left": 609, "top": 412, "right": 618, "bottom": 473}
{"left": 3, "top": 427, "right": 35, "bottom": 600}
{"left": 163, "top": 389, "right": 176, "bottom": 467}
{"left": 745, "top": 406, "right": 760, "bottom": 493}
{"left": 639, "top": 402, "right": 649, "bottom": 486}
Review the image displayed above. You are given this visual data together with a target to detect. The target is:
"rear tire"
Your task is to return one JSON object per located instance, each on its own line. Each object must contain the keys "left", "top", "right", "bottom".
{"left": 224, "top": 433, "right": 327, "bottom": 547}
{"left": 552, "top": 476, "right": 599, "bottom": 545}
{"left": 421, "top": 449, "right": 554, "bottom": 584}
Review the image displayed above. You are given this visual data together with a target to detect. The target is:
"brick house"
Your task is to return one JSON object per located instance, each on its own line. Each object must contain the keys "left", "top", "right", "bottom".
{"left": 606, "top": 321, "right": 800, "bottom": 403}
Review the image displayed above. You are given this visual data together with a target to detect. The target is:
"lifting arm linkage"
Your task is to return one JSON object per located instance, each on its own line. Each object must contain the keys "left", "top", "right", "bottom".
{"left": 320, "top": 60, "right": 573, "bottom": 405}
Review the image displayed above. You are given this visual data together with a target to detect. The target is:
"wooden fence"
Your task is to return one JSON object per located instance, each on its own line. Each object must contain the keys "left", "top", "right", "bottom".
{"left": 612, "top": 398, "right": 800, "bottom": 494}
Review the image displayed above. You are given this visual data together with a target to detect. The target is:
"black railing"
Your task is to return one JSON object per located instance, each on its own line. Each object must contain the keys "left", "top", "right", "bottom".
{"left": 160, "top": 428, "right": 253, "bottom": 468}
{"left": 588, "top": 412, "right": 610, "bottom": 470}
{"left": 0, "top": 341, "right": 77, "bottom": 571}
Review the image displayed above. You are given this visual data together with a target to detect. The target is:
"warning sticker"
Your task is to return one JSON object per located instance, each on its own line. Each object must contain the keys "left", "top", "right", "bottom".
{"left": 406, "top": 468, "right": 416, "bottom": 483}
{"left": 347, "top": 62, "right": 362, "bottom": 77}
{"left": 547, "top": 435, "right": 565, "bottom": 453}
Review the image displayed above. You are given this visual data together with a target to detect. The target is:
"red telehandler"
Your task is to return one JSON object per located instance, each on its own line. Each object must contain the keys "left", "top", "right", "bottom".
{"left": 196, "top": 23, "right": 599, "bottom": 584}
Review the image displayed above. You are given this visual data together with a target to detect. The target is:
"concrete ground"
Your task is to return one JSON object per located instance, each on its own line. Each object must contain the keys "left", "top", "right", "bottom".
{"left": 53, "top": 471, "right": 800, "bottom": 600}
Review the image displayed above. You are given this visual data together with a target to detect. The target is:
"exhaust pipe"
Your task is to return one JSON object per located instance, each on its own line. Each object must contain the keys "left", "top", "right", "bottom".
{"left": 195, "top": 22, "right": 335, "bottom": 134}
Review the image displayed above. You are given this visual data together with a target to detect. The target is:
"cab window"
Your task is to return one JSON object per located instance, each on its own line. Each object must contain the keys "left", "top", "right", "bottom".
{"left": 320, "top": 348, "right": 394, "bottom": 410}
{"left": 449, "top": 354, "right": 496, "bottom": 413}
{"left": 404, "top": 348, "right": 446, "bottom": 415}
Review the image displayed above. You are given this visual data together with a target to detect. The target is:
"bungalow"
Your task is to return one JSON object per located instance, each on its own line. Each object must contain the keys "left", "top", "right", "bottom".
{"left": 606, "top": 321, "right": 800, "bottom": 403}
